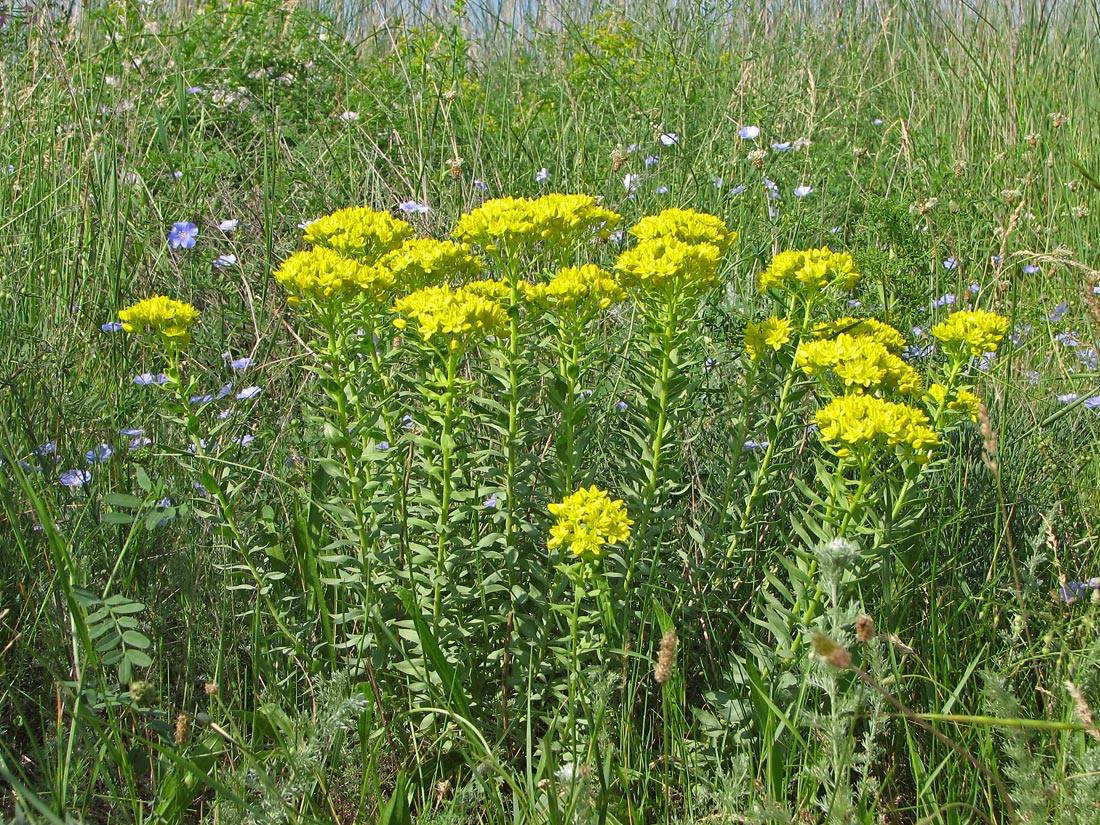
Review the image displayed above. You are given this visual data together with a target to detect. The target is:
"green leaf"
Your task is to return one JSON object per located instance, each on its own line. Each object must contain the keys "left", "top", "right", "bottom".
{"left": 122, "top": 630, "right": 151, "bottom": 649}
{"left": 104, "top": 493, "right": 144, "bottom": 509}
{"left": 397, "top": 589, "right": 473, "bottom": 721}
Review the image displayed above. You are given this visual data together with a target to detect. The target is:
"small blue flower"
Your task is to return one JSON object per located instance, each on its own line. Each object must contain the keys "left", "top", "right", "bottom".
{"left": 943, "top": 257, "right": 958, "bottom": 270}
{"left": 729, "top": 185, "right": 745, "bottom": 196}
{"left": 1048, "top": 302, "right": 1069, "bottom": 323}
{"left": 931, "top": 293, "right": 956, "bottom": 309}
{"left": 218, "top": 218, "right": 239, "bottom": 232}
{"left": 644, "top": 155, "right": 659, "bottom": 167}
{"left": 172, "top": 171, "right": 183, "bottom": 180}
{"left": 793, "top": 185, "right": 813, "bottom": 197}
{"left": 871, "top": 118, "right": 884, "bottom": 125}
{"left": 616, "top": 400, "right": 628, "bottom": 411}
{"left": 473, "top": 180, "right": 489, "bottom": 192}
{"left": 659, "top": 132, "right": 679, "bottom": 146}
{"left": 743, "top": 439, "right": 770, "bottom": 450}
{"left": 134, "top": 372, "right": 168, "bottom": 385}
{"left": 847, "top": 299, "right": 862, "bottom": 308}
{"left": 169, "top": 221, "right": 198, "bottom": 250}
{"left": 59, "top": 469, "right": 91, "bottom": 488}
{"left": 35, "top": 442, "right": 57, "bottom": 457}
{"left": 771, "top": 142, "right": 791, "bottom": 151}
{"left": 1023, "top": 264, "right": 1040, "bottom": 274}
{"left": 230, "top": 357, "right": 253, "bottom": 370}
{"left": 402, "top": 414, "right": 415, "bottom": 430}
{"left": 969, "top": 282, "right": 980, "bottom": 294}
{"left": 102, "top": 321, "right": 123, "bottom": 332}
{"left": 482, "top": 493, "right": 498, "bottom": 509}
{"left": 18, "top": 461, "right": 42, "bottom": 473}
{"left": 705, "top": 357, "right": 717, "bottom": 371}
{"left": 236, "top": 386, "right": 262, "bottom": 400}
{"left": 377, "top": 440, "right": 390, "bottom": 451}
{"left": 128, "top": 435, "right": 152, "bottom": 450}
{"left": 1059, "top": 578, "right": 1100, "bottom": 603}
{"left": 213, "top": 254, "right": 237, "bottom": 268}
{"left": 738, "top": 125, "right": 760, "bottom": 140}
{"left": 186, "top": 86, "right": 203, "bottom": 94}
{"left": 712, "top": 177, "right": 723, "bottom": 188}
{"left": 991, "top": 255, "right": 1003, "bottom": 266}
{"left": 190, "top": 394, "right": 214, "bottom": 405}
{"left": 655, "top": 186, "right": 670, "bottom": 195}
{"left": 218, "top": 409, "right": 237, "bottom": 420}
{"left": 231, "top": 434, "right": 255, "bottom": 447}
{"left": 119, "top": 427, "right": 145, "bottom": 437}
{"left": 398, "top": 200, "right": 431, "bottom": 214}
{"left": 84, "top": 444, "right": 113, "bottom": 464}
{"left": 536, "top": 167, "right": 550, "bottom": 184}
{"left": 1085, "top": 397, "right": 1100, "bottom": 410}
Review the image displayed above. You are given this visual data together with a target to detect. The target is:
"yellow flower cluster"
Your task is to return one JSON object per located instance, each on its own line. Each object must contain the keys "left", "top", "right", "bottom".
{"left": 815, "top": 394, "right": 939, "bottom": 459}
{"left": 392, "top": 282, "right": 508, "bottom": 348}
{"left": 303, "top": 207, "right": 413, "bottom": 260}
{"left": 378, "top": 239, "right": 483, "bottom": 291}
{"left": 798, "top": 334, "right": 923, "bottom": 396}
{"left": 118, "top": 296, "right": 200, "bottom": 346}
{"left": 547, "top": 485, "right": 633, "bottom": 561}
{"left": 930, "top": 309, "right": 1010, "bottom": 357}
{"left": 927, "top": 384, "right": 981, "bottom": 422}
{"left": 454, "top": 194, "right": 620, "bottom": 252}
{"left": 758, "top": 247, "right": 861, "bottom": 293}
{"left": 614, "top": 236, "right": 723, "bottom": 296}
{"left": 813, "top": 317, "right": 906, "bottom": 352}
{"left": 744, "top": 316, "right": 793, "bottom": 361}
{"left": 274, "top": 247, "right": 394, "bottom": 305}
{"left": 523, "top": 265, "right": 626, "bottom": 314}
{"left": 630, "top": 208, "right": 737, "bottom": 253}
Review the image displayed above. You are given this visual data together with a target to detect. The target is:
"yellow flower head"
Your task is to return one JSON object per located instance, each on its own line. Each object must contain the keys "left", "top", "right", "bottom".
{"left": 815, "top": 394, "right": 939, "bottom": 459}
{"left": 758, "top": 247, "right": 861, "bottom": 294}
{"left": 454, "top": 194, "right": 620, "bottom": 253}
{"left": 274, "top": 247, "right": 394, "bottom": 305}
{"left": 377, "top": 238, "right": 483, "bottom": 291}
{"left": 813, "top": 317, "right": 906, "bottom": 352}
{"left": 927, "top": 384, "right": 981, "bottom": 422}
{"left": 930, "top": 309, "right": 1010, "bottom": 358}
{"left": 303, "top": 206, "right": 413, "bottom": 261}
{"left": 118, "top": 296, "right": 200, "bottom": 347}
{"left": 392, "top": 282, "right": 508, "bottom": 349}
{"left": 797, "top": 334, "right": 923, "bottom": 396}
{"left": 523, "top": 264, "right": 627, "bottom": 315}
{"left": 614, "top": 237, "right": 723, "bottom": 296}
{"left": 744, "top": 316, "right": 793, "bottom": 361}
{"left": 547, "top": 485, "right": 633, "bottom": 562}
{"left": 630, "top": 208, "right": 737, "bottom": 253}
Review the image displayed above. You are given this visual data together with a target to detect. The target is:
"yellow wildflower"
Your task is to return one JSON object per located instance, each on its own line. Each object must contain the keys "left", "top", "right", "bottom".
{"left": 392, "top": 283, "right": 508, "bottom": 349}
{"left": 547, "top": 485, "right": 633, "bottom": 562}
{"left": 303, "top": 206, "right": 412, "bottom": 260}
{"left": 614, "top": 237, "right": 723, "bottom": 296}
{"left": 377, "top": 238, "right": 482, "bottom": 290}
{"left": 630, "top": 208, "right": 737, "bottom": 252}
{"left": 744, "top": 316, "right": 793, "bottom": 361}
{"left": 454, "top": 194, "right": 620, "bottom": 253}
{"left": 118, "top": 296, "right": 199, "bottom": 347}
{"left": 930, "top": 309, "right": 1010, "bottom": 357}
{"left": 813, "top": 317, "right": 906, "bottom": 351}
{"left": 523, "top": 265, "right": 627, "bottom": 314}
{"left": 927, "top": 384, "right": 981, "bottom": 422}
{"left": 274, "top": 247, "right": 394, "bottom": 304}
{"left": 797, "top": 334, "right": 923, "bottom": 396}
{"left": 758, "top": 247, "right": 861, "bottom": 293}
{"left": 815, "top": 394, "right": 939, "bottom": 459}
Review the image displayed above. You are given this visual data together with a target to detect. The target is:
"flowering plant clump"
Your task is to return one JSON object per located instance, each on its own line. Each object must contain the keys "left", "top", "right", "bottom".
{"left": 758, "top": 247, "right": 861, "bottom": 293}
{"left": 812, "top": 317, "right": 907, "bottom": 351}
{"left": 454, "top": 194, "right": 620, "bottom": 253}
{"left": 523, "top": 265, "right": 627, "bottom": 315}
{"left": 630, "top": 207, "right": 737, "bottom": 252}
{"left": 118, "top": 296, "right": 200, "bottom": 347}
{"left": 378, "top": 238, "right": 483, "bottom": 290}
{"left": 815, "top": 393, "right": 939, "bottom": 459}
{"left": 744, "top": 316, "right": 794, "bottom": 361}
{"left": 273, "top": 246, "right": 396, "bottom": 306}
{"left": 302, "top": 206, "right": 413, "bottom": 260}
{"left": 614, "top": 236, "right": 723, "bottom": 296}
{"left": 797, "top": 334, "right": 923, "bottom": 396}
{"left": 547, "top": 485, "right": 633, "bottom": 561}
{"left": 926, "top": 384, "right": 981, "bottom": 422}
{"left": 392, "top": 282, "right": 509, "bottom": 349}
{"left": 930, "top": 309, "right": 1010, "bottom": 357}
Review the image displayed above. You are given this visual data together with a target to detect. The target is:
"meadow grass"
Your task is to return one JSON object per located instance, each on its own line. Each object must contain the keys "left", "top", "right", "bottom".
{"left": 2, "top": 0, "right": 1100, "bottom": 822}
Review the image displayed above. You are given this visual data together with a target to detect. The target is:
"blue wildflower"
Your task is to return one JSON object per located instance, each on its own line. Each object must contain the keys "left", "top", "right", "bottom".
{"left": 483, "top": 493, "right": 498, "bottom": 509}
{"left": 219, "top": 219, "right": 239, "bottom": 232}
{"left": 1049, "top": 302, "right": 1069, "bottom": 323}
{"left": 738, "top": 125, "right": 760, "bottom": 140}
{"left": 59, "top": 469, "right": 91, "bottom": 488}
{"left": 169, "top": 222, "right": 198, "bottom": 250}
{"left": 230, "top": 357, "right": 253, "bottom": 370}
{"left": 217, "top": 382, "right": 234, "bottom": 398}
{"left": 644, "top": 155, "right": 658, "bottom": 167}
{"left": 943, "top": 257, "right": 958, "bottom": 270}
{"left": 772, "top": 142, "right": 792, "bottom": 151}
{"left": 213, "top": 254, "right": 237, "bottom": 268}
{"left": 730, "top": 185, "right": 746, "bottom": 195}
{"left": 655, "top": 186, "right": 670, "bottom": 195}
{"left": 236, "top": 386, "right": 262, "bottom": 400}
{"left": 1023, "top": 264, "right": 1040, "bottom": 274}
{"left": 84, "top": 444, "right": 113, "bottom": 464}
{"left": 659, "top": 133, "right": 678, "bottom": 146}
{"left": 102, "top": 321, "right": 124, "bottom": 332}
{"left": 793, "top": 185, "right": 813, "bottom": 197}
{"left": 616, "top": 401, "right": 628, "bottom": 411}
{"left": 536, "top": 168, "right": 550, "bottom": 184}
{"left": 398, "top": 200, "right": 431, "bottom": 214}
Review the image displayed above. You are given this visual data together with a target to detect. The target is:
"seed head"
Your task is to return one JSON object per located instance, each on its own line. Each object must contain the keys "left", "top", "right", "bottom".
{"left": 855, "top": 614, "right": 875, "bottom": 643}
{"left": 654, "top": 628, "right": 678, "bottom": 685}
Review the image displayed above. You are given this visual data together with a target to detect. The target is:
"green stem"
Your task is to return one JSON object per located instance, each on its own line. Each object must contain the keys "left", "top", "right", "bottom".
{"left": 432, "top": 347, "right": 459, "bottom": 625}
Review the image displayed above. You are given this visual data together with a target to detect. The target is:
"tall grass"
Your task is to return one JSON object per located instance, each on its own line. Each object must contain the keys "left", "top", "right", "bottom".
{"left": 2, "top": 0, "right": 1100, "bottom": 822}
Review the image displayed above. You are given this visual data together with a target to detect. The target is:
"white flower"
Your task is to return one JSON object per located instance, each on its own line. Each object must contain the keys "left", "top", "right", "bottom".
{"left": 218, "top": 218, "right": 239, "bottom": 232}
{"left": 738, "top": 125, "right": 760, "bottom": 140}
{"left": 623, "top": 173, "right": 640, "bottom": 191}
{"left": 793, "top": 185, "right": 813, "bottom": 197}
{"left": 336, "top": 110, "right": 359, "bottom": 122}
{"left": 658, "top": 132, "right": 678, "bottom": 146}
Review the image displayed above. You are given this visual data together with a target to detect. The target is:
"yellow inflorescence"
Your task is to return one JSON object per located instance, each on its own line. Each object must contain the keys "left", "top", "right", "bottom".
{"left": 815, "top": 394, "right": 939, "bottom": 459}
{"left": 744, "top": 316, "right": 794, "bottom": 361}
{"left": 454, "top": 194, "right": 620, "bottom": 252}
{"left": 303, "top": 206, "right": 413, "bottom": 260}
{"left": 523, "top": 264, "right": 627, "bottom": 313}
{"left": 813, "top": 317, "right": 906, "bottom": 352}
{"left": 118, "top": 296, "right": 200, "bottom": 346}
{"left": 614, "top": 236, "right": 723, "bottom": 295}
{"left": 630, "top": 208, "right": 737, "bottom": 253}
{"left": 758, "top": 247, "right": 861, "bottom": 293}
{"left": 392, "top": 282, "right": 508, "bottom": 348}
{"left": 797, "top": 334, "right": 923, "bottom": 396}
{"left": 927, "top": 384, "right": 981, "bottom": 422}
{"left": 930, "top": 309, "right": 1010, "bottom": 357}
{"left": 273, "top": 247, "right": 394, "bottom": 304}
{"left": 547, "top": 485, "right": 633, "bottom": 561}
{"left": 378, "top": 238, "right": 483, "bottom": 291}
